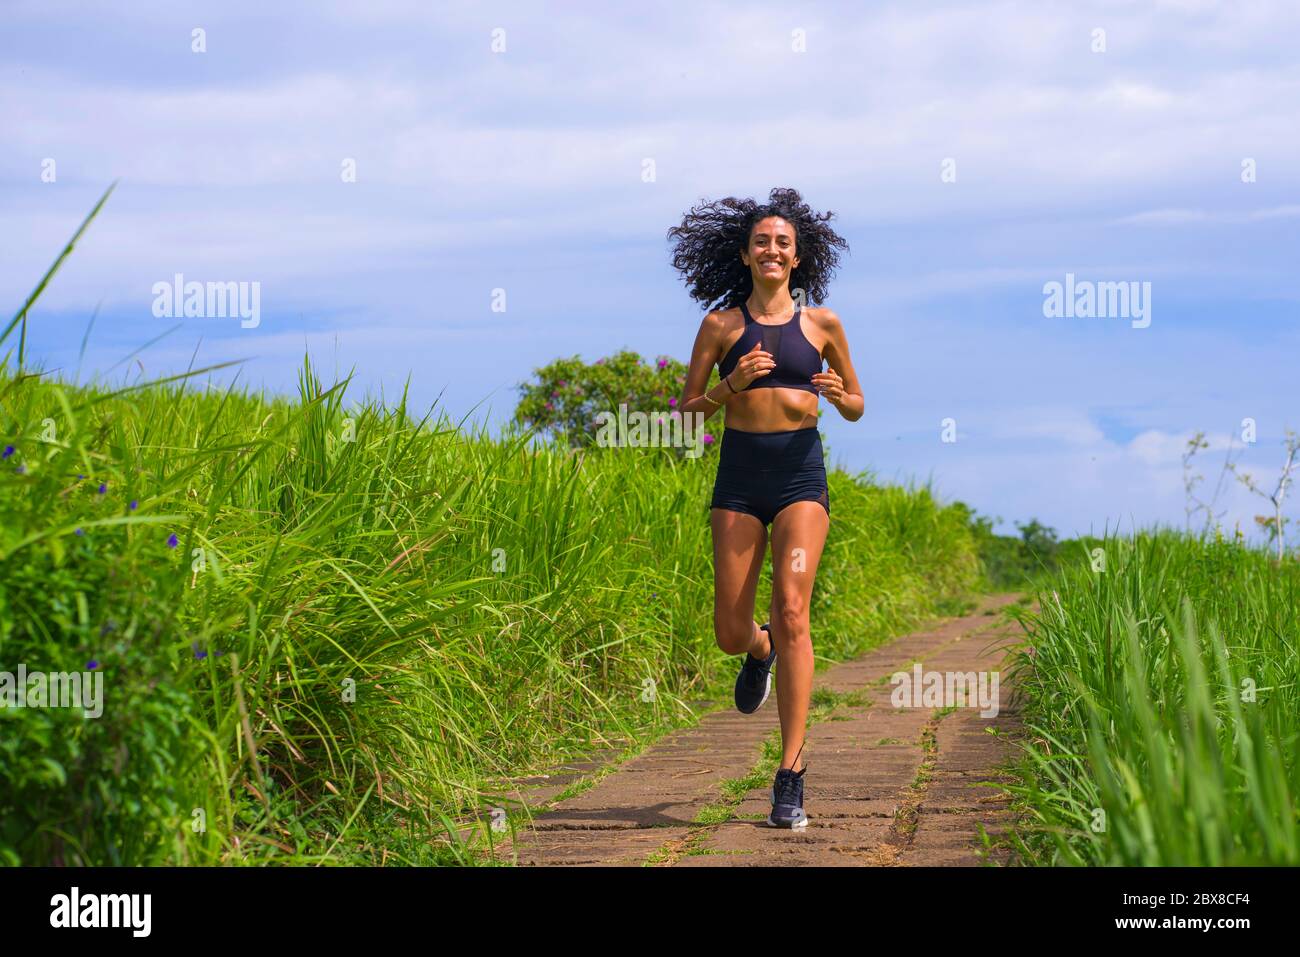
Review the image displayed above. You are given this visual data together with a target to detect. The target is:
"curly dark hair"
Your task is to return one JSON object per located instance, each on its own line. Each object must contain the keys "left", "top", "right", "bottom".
{"left": 665, "top": 187, "right": 849, "bottom": 312}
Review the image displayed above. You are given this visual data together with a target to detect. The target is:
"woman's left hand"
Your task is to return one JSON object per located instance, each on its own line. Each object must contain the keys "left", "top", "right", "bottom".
{"left": 812, "top": 368, "right": 845, "bottom": 403}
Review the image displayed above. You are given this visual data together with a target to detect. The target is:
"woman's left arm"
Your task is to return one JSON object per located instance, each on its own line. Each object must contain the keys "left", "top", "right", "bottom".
{"left": 810, "top": 308, "right": 864, "bottom": 422}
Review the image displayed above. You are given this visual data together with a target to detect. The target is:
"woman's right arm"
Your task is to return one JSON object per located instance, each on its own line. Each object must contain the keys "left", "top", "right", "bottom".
{"left": 679, "top": 312, "right": 771, "bottom": 421}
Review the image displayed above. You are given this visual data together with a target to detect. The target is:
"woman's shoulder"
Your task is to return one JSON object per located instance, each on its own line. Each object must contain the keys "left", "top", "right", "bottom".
{"left": 803, "top": 305, "right": 844, "bottom": 332}
{"left": 701, "top": 305, "right": 746, "bottom": 337}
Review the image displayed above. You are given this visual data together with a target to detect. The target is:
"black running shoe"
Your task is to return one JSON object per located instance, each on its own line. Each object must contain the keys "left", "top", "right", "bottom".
{"left": 733, "top": 623, "right": 776, "bottom": 714}
{"left": 768, "top": 765, "right": 808, "bottom": 829}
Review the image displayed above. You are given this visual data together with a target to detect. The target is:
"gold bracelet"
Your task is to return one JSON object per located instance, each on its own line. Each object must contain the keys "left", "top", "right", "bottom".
{"left": 701, "top": 390, "right": 723, "bottom": 407}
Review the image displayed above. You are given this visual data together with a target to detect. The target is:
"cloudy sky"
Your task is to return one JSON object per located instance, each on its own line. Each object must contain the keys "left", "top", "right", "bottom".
{"left": 3, "top": 0, "right": 1298, "bottom": 541}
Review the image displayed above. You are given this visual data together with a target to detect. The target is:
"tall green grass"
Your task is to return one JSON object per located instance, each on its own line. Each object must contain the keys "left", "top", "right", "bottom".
{"left": 0, "top": 361, "right": 980, "bottom": 865}
{"left": 1004, "top": 530, "right": 1300, "bottom": 865}
{"left": 0, "top": 192, "right": 981, "bottom": 865}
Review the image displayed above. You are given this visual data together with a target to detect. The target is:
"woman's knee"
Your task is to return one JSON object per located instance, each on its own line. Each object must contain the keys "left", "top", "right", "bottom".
{"left": 772, "top": 592, "right": 809, "bottom": 638}
{"left": 713, "top": 615, "right": 754, "bottom": 654}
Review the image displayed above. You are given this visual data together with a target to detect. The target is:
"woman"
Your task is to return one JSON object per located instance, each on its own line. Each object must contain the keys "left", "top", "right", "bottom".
{"left": 667, "top": 188, "right": 863, "bottom": 829}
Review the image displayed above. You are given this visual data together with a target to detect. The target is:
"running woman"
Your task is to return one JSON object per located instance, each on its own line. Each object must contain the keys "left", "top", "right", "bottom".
{"left": 667, "top": 188, "right": 862, "bottom": 828}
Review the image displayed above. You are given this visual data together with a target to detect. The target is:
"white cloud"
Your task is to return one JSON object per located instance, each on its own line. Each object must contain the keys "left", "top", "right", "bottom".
{"left": 1113, "top": 205, "right": 1300, "bottom": 226}
{"left": 980, "top": 408, "right": 1107, "bottom": 447}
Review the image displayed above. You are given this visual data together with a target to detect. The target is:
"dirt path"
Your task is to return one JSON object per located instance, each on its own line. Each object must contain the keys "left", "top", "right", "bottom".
{"left": 494, "top": 594, "right": 1028, "bottom": 866}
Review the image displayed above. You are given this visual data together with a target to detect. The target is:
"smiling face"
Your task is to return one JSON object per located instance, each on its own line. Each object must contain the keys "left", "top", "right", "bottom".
{"left": 741, "top": 215, "right": 800, "bottom": 284}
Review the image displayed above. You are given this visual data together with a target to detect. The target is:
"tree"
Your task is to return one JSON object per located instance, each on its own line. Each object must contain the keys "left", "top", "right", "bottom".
{"left": 514, "top": 350, "right": 718, "bottom": 452}
{"left": 1230, "top": 429, "right": 1299, "bottom": 561}
{"left": 1016, "top": 518, "right": 1059, "bottom": 558}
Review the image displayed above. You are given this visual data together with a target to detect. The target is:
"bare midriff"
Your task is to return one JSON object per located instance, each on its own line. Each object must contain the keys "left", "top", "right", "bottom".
{"left": 722, "top": 388, "right": 819, "bottom": 432}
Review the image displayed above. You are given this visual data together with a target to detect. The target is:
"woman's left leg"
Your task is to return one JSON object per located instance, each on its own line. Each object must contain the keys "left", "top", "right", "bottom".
{"left": 767, "top": 500, "right": 830, "bottom": 773}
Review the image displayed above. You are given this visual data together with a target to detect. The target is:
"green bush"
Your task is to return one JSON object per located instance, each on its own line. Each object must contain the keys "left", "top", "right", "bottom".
{"left": 0, "top": 429, "right": 195, "bottom": 865}
{"left": 952, "top": 503, "right": 1103, "bottom": 590}
{"left": 513, "top": 350, "right": 720, "bottom": 453}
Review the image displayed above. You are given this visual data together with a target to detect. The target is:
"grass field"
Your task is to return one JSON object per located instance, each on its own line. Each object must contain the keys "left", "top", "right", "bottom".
{"left": 0, "top": 344, "right": 983, "bottom": 865}
{"left": 1003, "top": 530, "right": 1300, "bottom": 865}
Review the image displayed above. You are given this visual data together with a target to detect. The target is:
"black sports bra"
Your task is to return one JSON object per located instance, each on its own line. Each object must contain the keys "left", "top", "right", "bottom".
{"left": 717, "top": 301, "right": 823, "bottom": 394}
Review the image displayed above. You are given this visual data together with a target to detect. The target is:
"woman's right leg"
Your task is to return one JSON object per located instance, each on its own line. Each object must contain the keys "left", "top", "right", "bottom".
{"left": 710, "top": 507, "right": 770, "bottom": 658}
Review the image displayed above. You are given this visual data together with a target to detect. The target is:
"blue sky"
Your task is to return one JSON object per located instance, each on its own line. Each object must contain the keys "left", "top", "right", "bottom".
{"left": 3, "top": 0, "right": 1298, "bottom": 541}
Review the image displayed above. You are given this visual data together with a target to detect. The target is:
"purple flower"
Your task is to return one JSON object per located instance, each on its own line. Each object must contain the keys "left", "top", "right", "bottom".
{"left": 551, "top": 390, "right": 560, "bottom": 398}
{"left": 97, "top": 483, "right": 107, "bottom": 494}
{"left": 668, "top": 397, "right": 677, "bottom": 408}
{"left": 15, "top": 464, "right": 25, "bottom": 474}
{"left": 657, "top": 359, "right": 668, "bottom": 369}
{"left": 76, "top": 474, "right": 84, "bottom": 480}
{"left": 87, "top": 660, "right": 99, "bottom": 670}
{"left": 1, "top": 445, "right": 13, "bottom": 459}
{"left": 129, "top": 499, "right": 138, "bottom": 510}
{"left": 702, "top": 433, "right": 715, "bottom": 445}
{"left": 557, "top": 380, "right": 567, "bottom": 388}
{"left": 545, "top": 401, "right": 554, "bottom": 412}
{"left": 192, "top": 642, "right": 207, "bottom": 660}
{"left": 595, "top": 358, "right": 606, "bottom": 366}
{"left": 167, "top": 533, "right": 179, "bottom": 548}
{"left": 74, "top": 528, "right": 84, "bottom": 536}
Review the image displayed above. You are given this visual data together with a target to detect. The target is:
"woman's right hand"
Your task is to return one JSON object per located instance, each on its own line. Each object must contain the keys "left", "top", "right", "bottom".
{"left": 728, "top": 340, "right": 775, "bottom": 389}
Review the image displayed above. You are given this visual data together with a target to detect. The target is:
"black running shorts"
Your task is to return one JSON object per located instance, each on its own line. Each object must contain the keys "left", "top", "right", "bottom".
{"left": 710, "top": 426, "right": 830, "bottom": 526}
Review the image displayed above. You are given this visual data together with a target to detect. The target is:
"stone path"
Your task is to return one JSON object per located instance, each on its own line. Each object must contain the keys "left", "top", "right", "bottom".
{"left": 495, "top": 594, "right": 1028, "bottom": 866}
